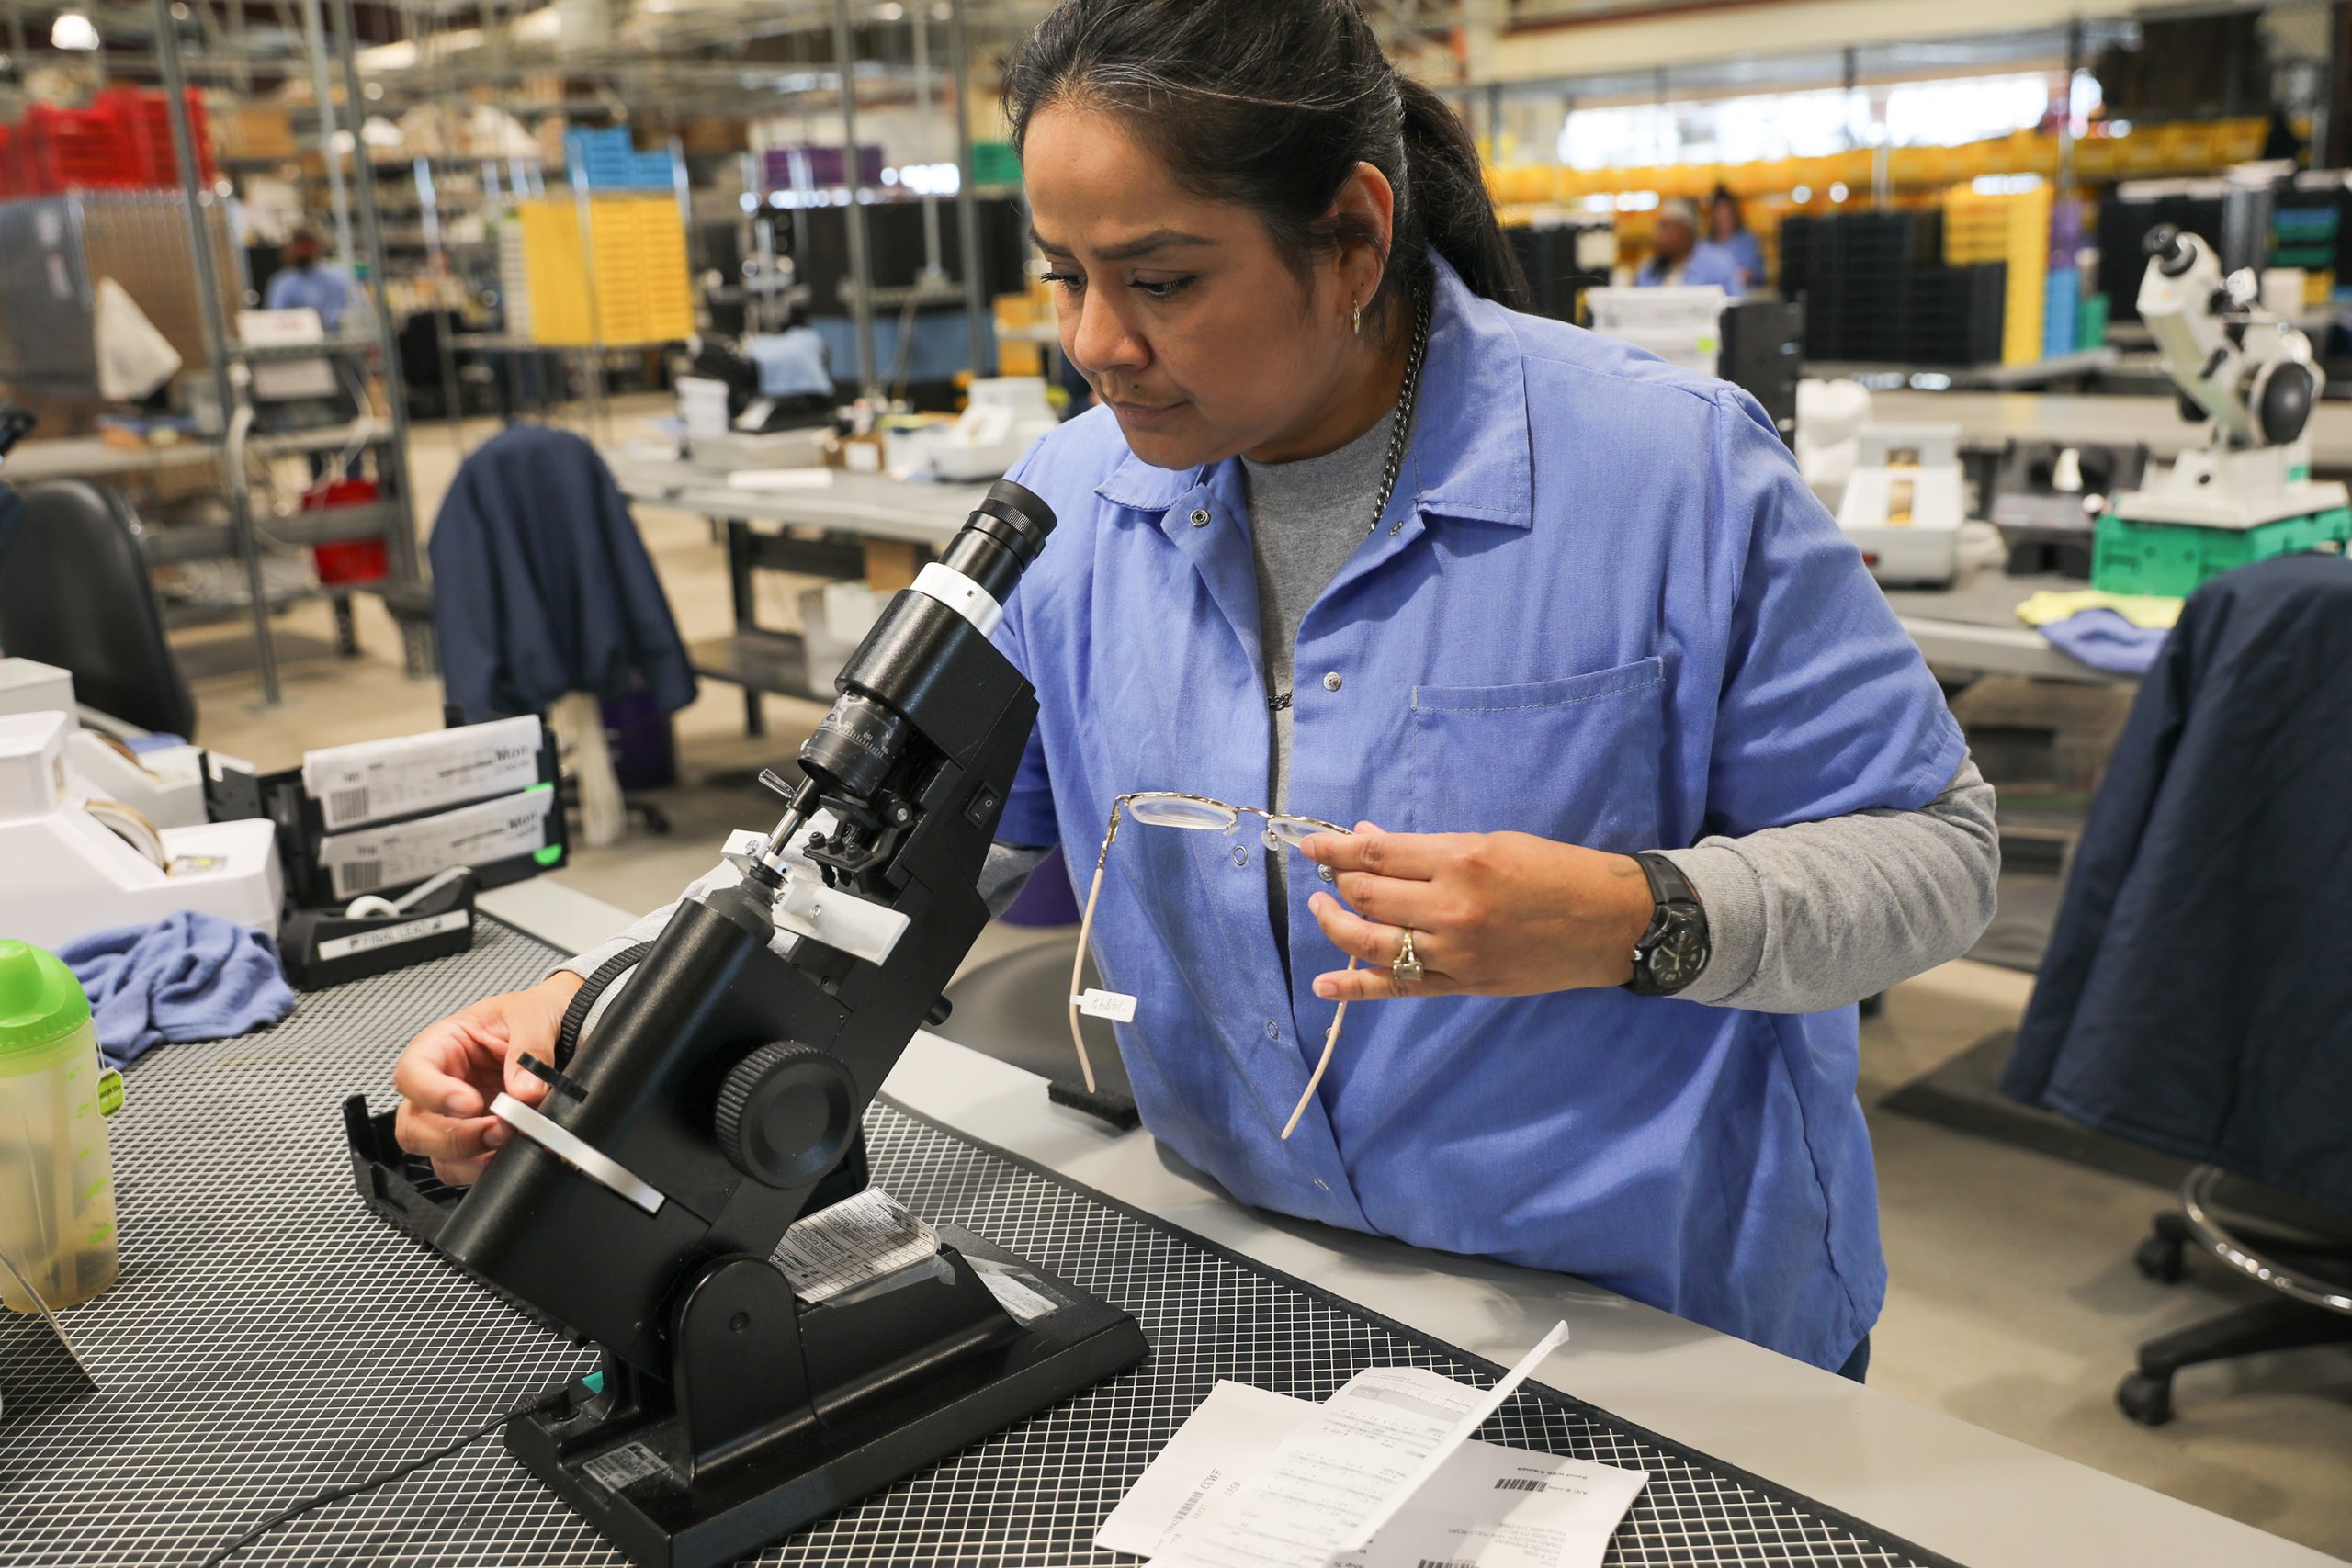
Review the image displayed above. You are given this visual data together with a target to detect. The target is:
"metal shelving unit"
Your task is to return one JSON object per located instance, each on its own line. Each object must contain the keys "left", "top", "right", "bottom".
{"left": 151, "top": 0, "right": 429, "bottom": 705}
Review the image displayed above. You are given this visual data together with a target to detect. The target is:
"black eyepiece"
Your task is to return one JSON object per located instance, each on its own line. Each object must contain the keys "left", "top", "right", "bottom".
{"left": 942, "top": 479, "right": 1059, "bottom": 604}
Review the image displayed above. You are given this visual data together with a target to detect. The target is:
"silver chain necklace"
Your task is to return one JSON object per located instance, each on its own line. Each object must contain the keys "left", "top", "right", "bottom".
{"left": 1263, "top": 290, "right": 1434, "bottom": 719}
{"left": 1365, "top": 288, "right": 1432, "bottom": 540}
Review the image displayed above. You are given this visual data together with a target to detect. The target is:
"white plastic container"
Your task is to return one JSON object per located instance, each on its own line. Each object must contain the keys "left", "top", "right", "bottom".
{"left": 0, "top": 939, "right": 122, "bottom": 1314}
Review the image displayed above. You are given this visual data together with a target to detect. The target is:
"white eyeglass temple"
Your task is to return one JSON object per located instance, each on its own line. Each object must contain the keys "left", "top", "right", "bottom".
{"left": 1281, "top": 957, "right": 1355, "bottom": 1141}
{"left": 1069, "top": 861, "right": 1108, "bottom": 1095}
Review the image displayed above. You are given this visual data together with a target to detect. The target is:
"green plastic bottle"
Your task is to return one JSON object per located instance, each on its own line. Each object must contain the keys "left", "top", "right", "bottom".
{"left": 0, "top": 940, "right": 121, "bottom": 1312}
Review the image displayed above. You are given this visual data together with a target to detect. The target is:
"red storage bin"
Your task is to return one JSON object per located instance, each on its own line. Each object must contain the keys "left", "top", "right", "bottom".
{"left": 14, "top": 104, "right": 135, "bottom": 195}
{"left": 303, "top": 479, "right": 391, "bottom": 585}
{"left": 96, "top": 85, "right": 212, "bottom": 187}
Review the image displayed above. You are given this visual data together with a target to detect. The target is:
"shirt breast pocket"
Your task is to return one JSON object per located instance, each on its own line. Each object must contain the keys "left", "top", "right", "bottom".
{"left": 1408, "top": 658, "right": 1665, "bottom": 852}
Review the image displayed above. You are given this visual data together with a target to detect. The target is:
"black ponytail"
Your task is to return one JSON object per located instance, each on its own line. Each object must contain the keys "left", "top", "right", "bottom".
{"left": 1395, "top": 73, "right": 1527, "bottom": 311}
{"left": 1002, "top": 0, "right": 1527, "bottom": 333}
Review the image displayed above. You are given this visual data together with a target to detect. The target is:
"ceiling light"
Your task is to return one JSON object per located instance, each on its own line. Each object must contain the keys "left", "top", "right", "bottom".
{"left": 51, "top": 12, "right": 100, "bottom": 50}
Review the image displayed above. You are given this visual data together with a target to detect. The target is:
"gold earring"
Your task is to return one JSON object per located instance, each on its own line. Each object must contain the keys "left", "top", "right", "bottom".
{"left": 1351, "top": 300, "right": 1363, "bottom": 337}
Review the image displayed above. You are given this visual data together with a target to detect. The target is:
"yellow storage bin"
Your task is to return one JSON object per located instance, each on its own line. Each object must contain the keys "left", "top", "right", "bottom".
{"left": 517, "top": 196, "right": 694, "bottom": 347}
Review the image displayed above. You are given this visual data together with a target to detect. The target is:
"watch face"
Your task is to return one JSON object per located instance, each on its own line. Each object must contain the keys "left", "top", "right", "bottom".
{"left": 1648, "top": 927, "right": 1707, "bottom": 992}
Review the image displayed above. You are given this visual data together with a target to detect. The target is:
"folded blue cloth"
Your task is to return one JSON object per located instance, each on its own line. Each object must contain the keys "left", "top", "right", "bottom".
{"left": 57, "top": 911, "right": 295, "bottom": 1067}
{"left": 2040, "top": 607, "right": 2171, "bottom": 676}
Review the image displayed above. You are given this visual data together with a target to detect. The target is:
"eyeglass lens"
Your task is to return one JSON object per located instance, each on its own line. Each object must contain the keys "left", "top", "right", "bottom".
{"left": 1125, "top": 795, "right": 1240, "bottom": 832}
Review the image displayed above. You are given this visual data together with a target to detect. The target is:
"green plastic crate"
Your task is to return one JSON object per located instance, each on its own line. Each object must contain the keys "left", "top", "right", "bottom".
{"left": 2075, "top": 292, "right": 2109, "bottom": 353}
{"left": 2092, "top": 505, "right": 2351, "bottom": 597}
{"left": 972, "top": 140, "right": 1021, "bottom": 186}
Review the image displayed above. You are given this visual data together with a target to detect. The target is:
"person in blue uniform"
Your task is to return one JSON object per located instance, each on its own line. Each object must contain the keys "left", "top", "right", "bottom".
{"left": 1709, "top": 184, "right": 1768, "bottom": 293}
{"left": 390, "top": 0, "right": 1996, "bottom": 1381}
{"left": 263, "top": 225, "right": 353, "bottom": 333}
{"left": 1634, "top": 199, "right": 1745, "bottom": 293}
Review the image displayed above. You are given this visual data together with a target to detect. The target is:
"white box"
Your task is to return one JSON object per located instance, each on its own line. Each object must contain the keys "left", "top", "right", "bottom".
{"left": 0, "top": 658, "right": 76, "bottom": 722}
{"left": 1586, "top": 286, "right": 1727, "bottom": 378}
{"left": 799, "top": 581, "right": 885, "bottom": 700}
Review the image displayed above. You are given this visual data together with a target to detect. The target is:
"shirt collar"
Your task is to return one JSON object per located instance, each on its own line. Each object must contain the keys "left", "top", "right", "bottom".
{"left": 1091, "top": 251, "right": 1532, "bottom": 529}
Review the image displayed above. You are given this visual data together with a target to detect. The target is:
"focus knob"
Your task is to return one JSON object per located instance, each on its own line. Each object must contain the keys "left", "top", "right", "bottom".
{"left": 713, "top": 1044, "right": 859, "bottom": 1188}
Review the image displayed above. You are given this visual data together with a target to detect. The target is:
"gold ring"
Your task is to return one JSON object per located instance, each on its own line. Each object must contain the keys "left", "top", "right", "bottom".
{"left": 1391, "top": 928, "right": 1423, "bottom": 985}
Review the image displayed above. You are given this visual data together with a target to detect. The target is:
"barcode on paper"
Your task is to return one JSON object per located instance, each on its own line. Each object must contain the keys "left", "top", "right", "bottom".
{"left": 769, "top": 1188, "right": 939, "bottom": 1303}
{"left": 329, "top": 786, "right": 371, "bottom": 824}
{"left": 1417, "top": 1559, "right": 1480, "bottom": 1568}
{"left": 582, "top": 1441, "right": 666, "bottom": 1492}
{"left": 331, "top": 860, "right": 385, "bottom": 898}
{"left": 1493, "top": 1476, "right": 1569, "bottom": 1493}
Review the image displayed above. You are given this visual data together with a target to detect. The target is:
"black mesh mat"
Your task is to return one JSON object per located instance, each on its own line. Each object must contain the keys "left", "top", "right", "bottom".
{"left": 0, "top": 918, "right": 1953, "bottom": 1567}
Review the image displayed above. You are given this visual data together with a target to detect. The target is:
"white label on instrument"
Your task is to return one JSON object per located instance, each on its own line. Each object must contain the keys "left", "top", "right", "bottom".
{"left": 301, "top": 715, "right": 544, "bottom": 830}
{"left": 972, "top": 1256, "right": 1066, "bottom": 1325}
{"left": 1074, "top": 989, "right": 1137, "bottom": 1022}
{"left": 582, "top": 1441, "right": 667, "bottom": 1492}
{"left": 315, "top": 908, "right": 469, "bottom": 962}
{"left": 319, "top": 787, "right": 554, "bottom": 898}
{"left": 769, "top": 1188, "right": 939, "bottom": 1303}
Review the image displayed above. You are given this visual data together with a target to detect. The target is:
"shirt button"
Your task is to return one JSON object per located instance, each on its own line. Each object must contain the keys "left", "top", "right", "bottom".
{"left": 1322, "top": 671, "right": 1342, "bottom": 692}
{"left": 1231, "top": 844, "right": 1249, "bottom": 868}
{"left": 1313, "top": 1178, "right": 1331, "bottom": 1191}
{"left": 1188, "top": 507, "right": 1210, "bottom": 527}
{"left": 1265, "top": 1021, "right": 1281, "bottom": 1040}
{"left": 1317, "top": 864, "right": 1336, "bottom": 883}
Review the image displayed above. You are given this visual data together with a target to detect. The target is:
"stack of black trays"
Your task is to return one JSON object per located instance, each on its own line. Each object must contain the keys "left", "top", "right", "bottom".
{"left": 1780, "top": 209, "right": 2006, "bottom": 367}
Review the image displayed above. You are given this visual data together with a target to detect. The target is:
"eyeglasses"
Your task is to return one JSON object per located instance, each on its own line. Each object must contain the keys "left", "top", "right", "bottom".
{"left": 1069, "top": 791, "right": 1359, "bottom": 1141}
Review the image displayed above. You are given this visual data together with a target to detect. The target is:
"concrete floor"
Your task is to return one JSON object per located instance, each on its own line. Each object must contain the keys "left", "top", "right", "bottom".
{"left": 175, "top": 406, "right": 2352, "bottom": 1563}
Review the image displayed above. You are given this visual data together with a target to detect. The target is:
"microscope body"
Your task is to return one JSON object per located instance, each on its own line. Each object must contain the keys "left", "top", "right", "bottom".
{"left": 422, "top": 481, "right": 1147, "bottom": 1568}
{"left": 2114, "top": 226, "right": 2348, "bottom": 531}
{"left": 2094, "top": 227, "right": 2352, "bottom": 594}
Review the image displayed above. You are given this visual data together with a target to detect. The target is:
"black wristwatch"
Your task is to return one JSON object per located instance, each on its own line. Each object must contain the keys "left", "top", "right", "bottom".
{"left": 1624, "top": 852, "right": 1710, "bottom": 997}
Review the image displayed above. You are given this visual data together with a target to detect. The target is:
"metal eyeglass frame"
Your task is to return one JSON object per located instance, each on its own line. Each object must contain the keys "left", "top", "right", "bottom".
{"left": 1070, "top": 790, "right": 1360, "bottom": 1141}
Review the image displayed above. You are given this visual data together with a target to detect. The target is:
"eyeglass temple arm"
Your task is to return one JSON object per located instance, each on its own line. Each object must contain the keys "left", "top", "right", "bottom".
{"left": 1069, "top": 859, "right": 1107, "bottom": 1095}
{"left": 1281, "top": 957, "right": 1355, "bottom": 1141}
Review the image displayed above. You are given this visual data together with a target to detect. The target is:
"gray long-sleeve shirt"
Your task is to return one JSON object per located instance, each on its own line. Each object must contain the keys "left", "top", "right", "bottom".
{"left": 561, "top": 417, "right": 1997, "bottom": 1013}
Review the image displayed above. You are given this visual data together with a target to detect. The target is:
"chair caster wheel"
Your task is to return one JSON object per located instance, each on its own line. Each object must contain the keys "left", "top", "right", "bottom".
{"left": 2134, "top": 1235, "right": 2188, "bottom": 1284}
{"left": 2117, "top": 1371, "right": 2175, "bottom": 1427}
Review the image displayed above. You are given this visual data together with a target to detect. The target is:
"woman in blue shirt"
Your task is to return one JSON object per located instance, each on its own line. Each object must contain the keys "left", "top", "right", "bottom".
{"left": 392, "top": 0, "right": 1995, "bottom": 1379}
{"left": 1709, "top": 185, "right": 1770, "bottom": 293}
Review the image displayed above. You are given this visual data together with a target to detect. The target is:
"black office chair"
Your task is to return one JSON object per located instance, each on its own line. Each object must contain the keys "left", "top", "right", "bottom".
{"left": 2000, "top": 554, "right": 2352, "bottom": 1426}
{"left": 0, "top": 479, "right": 197, "bottom": 739}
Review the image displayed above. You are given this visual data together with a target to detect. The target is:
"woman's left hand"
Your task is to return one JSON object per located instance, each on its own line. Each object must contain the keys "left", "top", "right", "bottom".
{"left": 1299, "top": 823, "right": 1657, "bottom": 1001}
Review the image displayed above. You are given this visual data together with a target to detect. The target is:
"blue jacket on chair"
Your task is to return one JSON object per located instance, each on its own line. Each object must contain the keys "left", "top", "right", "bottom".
{"left": 2002, "top": 554, "right": 2352, "bottom": 1219}
{"left": 428, "top": 424, "right": 697, "bottom": 723}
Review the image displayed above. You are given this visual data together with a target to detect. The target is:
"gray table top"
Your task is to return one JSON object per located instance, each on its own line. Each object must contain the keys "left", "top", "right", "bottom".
{"left": 1866, "top": 389, "right": 2352, "bottom": 468}
{"left": 1885, "top": 569, "right": 2139, "bottom": 684}
{"left": 2, "top": 435, "right": 220, "bottom": 482}
{"left": 605, "top": 450, "right": 988, "bottom": 547}
{"left": 480, "top": 877, "right": 2342, "bottom": 1568}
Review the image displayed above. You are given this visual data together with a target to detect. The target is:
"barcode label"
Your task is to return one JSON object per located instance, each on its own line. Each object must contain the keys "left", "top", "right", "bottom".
{"left": 1494, "top": 1476, "right": 1565, "bottom": 1493}
{"left": 329, "top": 786, "right": 371, "bottom": 824}
{"left": 332, "top": 860, "right": 384, "bottom": 897}
{"left": 1417, "top": 1559, "right": 1480, "bottom": 1567}
{"left": 582, "top": 1440, "right": 666, "bottom": 1491}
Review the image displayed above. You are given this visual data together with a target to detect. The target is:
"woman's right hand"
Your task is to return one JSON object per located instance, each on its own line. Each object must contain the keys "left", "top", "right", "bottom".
{"left": 392, "top": 973, "right": 583, "bottom": 1186}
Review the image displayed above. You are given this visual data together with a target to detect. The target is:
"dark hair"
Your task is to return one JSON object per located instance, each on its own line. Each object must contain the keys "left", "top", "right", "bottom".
{"left": 1002, "top": 0, "right": 1526, "bottom": 334}
{"left": 1708, "top": 183, "right": 1745, "bottom": 231}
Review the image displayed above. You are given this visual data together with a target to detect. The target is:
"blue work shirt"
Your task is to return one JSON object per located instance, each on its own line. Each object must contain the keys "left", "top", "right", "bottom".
{"left": 1719, "top": 229, "right": 1768, "bottom": 291}
{"left": 991, "top": 254, "right": 1962, "bottom": 1371}
{"left": 1636, "top": 240, "right": 1746, "bottom": 295}
{"left": 264, "top": 264, "right": 353, "bottom": 332}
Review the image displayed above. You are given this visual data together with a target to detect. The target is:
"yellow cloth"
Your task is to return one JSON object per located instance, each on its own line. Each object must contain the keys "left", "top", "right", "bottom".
{"left": 2015, "top": 588, "right": 2183, "bottom": 629}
